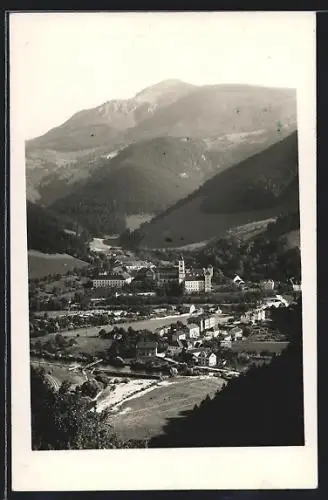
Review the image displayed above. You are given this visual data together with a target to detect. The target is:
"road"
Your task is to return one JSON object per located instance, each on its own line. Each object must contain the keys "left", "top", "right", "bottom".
{"left": 44, "top": 373, "right": 60, "bottom": 391}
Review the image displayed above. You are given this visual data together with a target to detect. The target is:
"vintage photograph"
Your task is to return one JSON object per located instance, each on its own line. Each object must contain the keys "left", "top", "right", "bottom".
{"left": 11, "top": 12, "right": 315, "bottom": 465}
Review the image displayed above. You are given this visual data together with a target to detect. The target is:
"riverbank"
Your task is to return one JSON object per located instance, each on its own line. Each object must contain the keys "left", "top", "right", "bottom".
{"left": 95, "top": 379, "right": 166, "bottom": 413}
{"left": 108, "top": 376, "right": 226, "bottom": 442}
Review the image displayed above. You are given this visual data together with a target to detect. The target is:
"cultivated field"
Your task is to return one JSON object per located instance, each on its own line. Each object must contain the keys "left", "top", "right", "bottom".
{"left": 109, "top": 376, "right": 226, "bottom": 441}
{"left": 28, "top": 250, "right": 89, "bottom": 279}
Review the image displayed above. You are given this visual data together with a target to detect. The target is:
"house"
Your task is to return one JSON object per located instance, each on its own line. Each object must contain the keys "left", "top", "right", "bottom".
{"left": 92, "top": 274, "right": 132, "bottom": 288}
{"left": 136, "top": 339, "right": 158, "bottom": 357}
{"left": 190, "top": 314, "right": 216, "bottom": 332}
{"left": 118, "top": 258, "right": 148, "bottom": 272}
{"left": 134, "top": 267, "right": 156, "bottom": 282}
{"left": 209, "top": 306, "right": 222, "bottom": 314}
{"left": 220, "top": 338, "right": 232, "bottom": 348}
{"left": 111, "top": 265, "right": 125, "bottom": 275}
{"left": 203, "top": 328, "right": 219, "bottom": 340}
{"left": 233, "top": 275, "right": 245, "bottom": 286}
{"left": 203, "top": 314, "right": 216, "bottom": 330}
{"left": 189, "top": 348, "right": 202, "bottom": 361}
{"left": 198, "top": 352, "right": 217, "bottom": 367}
{"left": 180, "top": 304, "right": 196, "bottom": 315}
{"left": 171, "top": 330, "right": 187, "bottom": 342}
{"left": 186, "top": 323, "right": 200, "bottom": 338}
{"left": 260, "top": 279, "right": 275, "bottom": 291}
{"left": 154, "top": 325, "right": 171, "bottom": 337}
{"left": 180, "top": 339, "right": 194, "bottom": 350}
{"left": 155, "top": 266, "right": 179, "bottom": 287}
{"left": 167, "top": 340, "right": 183, "bottom": 356}
{"left": 229, "top": 326, "right": 243, "bottom": 340}
{"left": 263, "top": 295, "right": 289, "bottom": 308}
{"left": 241, "top": 307, "right": 266, "bottom": 324}
{"left": 289, "top": 278, "right": 302, "bottom": 292}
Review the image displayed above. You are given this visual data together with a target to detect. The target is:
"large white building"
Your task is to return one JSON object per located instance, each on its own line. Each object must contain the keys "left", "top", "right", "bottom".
{"left": 189, "top": 314, "right": 216, "bottom": 332}
{"left": 155, "top": 256, "right": 213, "bottom": 293}
{"left": 92, "top": 274, "right": 132, "bottom": 288}
{"left": 186, "top": 323, "right": 200, "bottom": 339}
{"left": 179, "top": 257, "right": 213, "bottom": 293}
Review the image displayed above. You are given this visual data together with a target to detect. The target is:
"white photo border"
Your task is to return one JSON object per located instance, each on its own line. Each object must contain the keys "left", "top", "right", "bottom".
{"left": 9, "top": 11, "right": 317, "bottom": 491}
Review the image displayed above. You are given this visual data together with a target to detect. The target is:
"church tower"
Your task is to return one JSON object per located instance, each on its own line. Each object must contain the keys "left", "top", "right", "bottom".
{"left": 203, "top": 265, "right": 213, "bottom": 292}
{"left": 178, "top": 255, "right": 185, "bottom": 284}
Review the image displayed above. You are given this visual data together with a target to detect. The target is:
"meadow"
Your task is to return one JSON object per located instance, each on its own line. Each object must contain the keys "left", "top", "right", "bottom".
{"left": 28, "top": 250, "right": 89, "bottom": 279}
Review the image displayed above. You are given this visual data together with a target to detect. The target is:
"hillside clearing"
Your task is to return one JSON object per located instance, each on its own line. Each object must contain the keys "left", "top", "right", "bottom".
{"left": 140, "top": 195, "right": 282, "bottom": 248}
{"left": 28, "top": 250, "right": 89, "bottom": 279}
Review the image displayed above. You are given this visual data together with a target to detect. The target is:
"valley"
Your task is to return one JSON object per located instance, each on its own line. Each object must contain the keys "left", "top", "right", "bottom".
{"left": 26, "top": 78, "right": 303, "bottom": 452}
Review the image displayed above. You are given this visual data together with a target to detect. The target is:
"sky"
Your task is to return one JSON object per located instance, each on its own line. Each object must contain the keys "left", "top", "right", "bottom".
{"left": 10, "top": 12, "right": 315, "bottom": 140}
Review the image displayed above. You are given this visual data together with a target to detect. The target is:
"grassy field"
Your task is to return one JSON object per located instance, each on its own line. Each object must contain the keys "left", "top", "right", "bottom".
{"left": 226, "top": 218, "right": 276, "bottom": 241}
{"left": 230, "top": 340, "right": 289, "bottom": 354}
{"left": 31, "top": 360, "right": 86, "bottom": 386}
{"left": 140, "top": 194, "right": 284, "bottom": 249}
{"left": 109, "top": 376, "right": 226, "bottom": 441}
{"left": 34, "top": 275, "right": 89, "bottom": 302}
{"left": 126, "top": 214, "right": 154, "bottom": 231}
{"left": 31, "top": 333, "right": 113, "bottom": 357}
{"left": 28, "top": 250, "right": 89, "bottom": 279}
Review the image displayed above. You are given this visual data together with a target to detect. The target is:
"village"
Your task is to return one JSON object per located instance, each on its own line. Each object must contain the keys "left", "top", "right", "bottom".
{"left": 29, "top": 240, "right": 300, "bottom": 441}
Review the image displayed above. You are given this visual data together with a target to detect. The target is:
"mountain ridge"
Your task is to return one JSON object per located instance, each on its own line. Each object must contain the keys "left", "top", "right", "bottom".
{"left": 25, "top": 80, "right": 298, "bottom": 233}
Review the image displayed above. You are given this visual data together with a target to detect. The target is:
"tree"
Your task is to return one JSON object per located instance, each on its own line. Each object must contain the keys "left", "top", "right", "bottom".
{"left": 80, "top": 379, "right": 101, "bottom": 398}
{"left": 98, "top": 328, "right": 108, "bottom": 339}
{"left": 31, "top": 367, "right": 143, "bottom": 450}
{"left": 55, "top": 334, "right": 67, "bottom": 348}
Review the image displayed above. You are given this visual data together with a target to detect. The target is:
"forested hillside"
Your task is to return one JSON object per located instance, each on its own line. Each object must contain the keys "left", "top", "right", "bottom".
{"left": 49, "top": 137, "right": 216, "bottom": 236}
{"left": 130, "top": 132, "right": 299, "bottom": 248}
{"left": 196, "top": 212, "right": 301, "bottom": 282}
{"left": 26, "top": 81, "right": 296, "bottom": 211}
{"left": 26, "top": 201, "right": 90, "bottom": 258}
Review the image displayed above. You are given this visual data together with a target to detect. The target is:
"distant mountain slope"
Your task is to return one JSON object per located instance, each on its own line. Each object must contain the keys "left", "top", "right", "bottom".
{"left": 135, "top": 132, "right": 299, "bottom": 248}
{"left": 49, "top": 137, "right": 217, "bottom": 236}
{"left": 126, "top": 84, "right": 296, "bottom": 142}
{"left": 25, "top": 80, "right": 296, "bottom": 206}
{"left": 26, "top": 79, "right": 196, "bottom": 153}
{"left": 26, "top": 201, "right": 90, "bottom": 257}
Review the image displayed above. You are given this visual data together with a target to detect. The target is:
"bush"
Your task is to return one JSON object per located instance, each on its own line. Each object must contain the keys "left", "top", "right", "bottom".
{"left": 80, "top": 379, "right": 100, "bottom": 398}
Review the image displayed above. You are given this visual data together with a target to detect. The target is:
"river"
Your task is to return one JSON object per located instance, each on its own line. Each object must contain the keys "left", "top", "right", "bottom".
{"left": 37, "top": 312, "right": 229, "bottom": 339}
